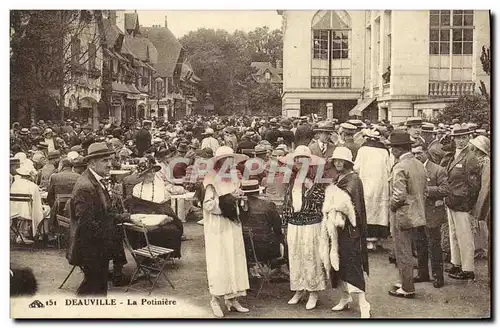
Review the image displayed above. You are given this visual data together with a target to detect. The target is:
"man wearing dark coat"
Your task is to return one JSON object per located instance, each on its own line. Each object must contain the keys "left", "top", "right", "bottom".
{"left": 412, "top": 145, "right": 449, "bottom": 288}
{"left": 67, "top": 142, "right": 131, "bottom": 295}
{"left": 135, "top": 120, "right": 152, "bottom": 157}
{"left": 263, "top": 118, "right": 283, "bottom": 147}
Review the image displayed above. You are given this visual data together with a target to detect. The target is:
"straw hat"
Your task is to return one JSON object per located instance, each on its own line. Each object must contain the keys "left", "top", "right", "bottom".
{"left": 16, "top": 165, "right": 32, "bottom": 177}
{"left": 362, "top": 129, "right": 381, "bottom": 139}
{"left": 213, "top": 146, "right": 249, "bottom": 163}
{"left": 469, "top": 136, "right": 490, "bottom": 156}
{"left": 450, "top": 123, "right": 473, "bottom": 136}
{"left": 84, "top": 142, "right": 115, "bottom": 161}
{"left": 330, "top": 147, "right": 354, "bottom": 164}
{"left": 202, "top": 128, "right": 214, "bottom": 136}
{"left": 278, "top": 145, "right": 325, "bottom": 166}
{"left": 240, "top": 180, "right": 264, "bottom": 194}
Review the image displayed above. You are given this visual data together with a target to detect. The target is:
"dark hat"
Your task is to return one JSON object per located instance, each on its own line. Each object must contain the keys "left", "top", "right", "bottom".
{"left": 47, "top": 150, "right": 61, "bottom": 160}
{"left": 388, "top": 131, "right": 413, "bottom": 146}
{"left": 281, "top": 119, "right": 292, "bottom": 128}
{"left": 405, "top": 117, "right": 423, "bottom": 127}
{"left": 136, "top": 157, "right": 161, "bottom": 177}
{"left": 177, "top": 143, "right": 189, "bottom": 153}
{"left": 84, "top": 142, "right": 115, "bottom": 161}
{"left": 314, "top": 121, "right": 335, "bottom": 132}
{"left": 198, "top": 148, "right": 214, "bottom": 159}
{"left": 240, "top": 179, "right": 262, "bottom": 194}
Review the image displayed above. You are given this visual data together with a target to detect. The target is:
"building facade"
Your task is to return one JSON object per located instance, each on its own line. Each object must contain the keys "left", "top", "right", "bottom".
{"left": 279, "top": 10, "right": 490, "bottom": 123}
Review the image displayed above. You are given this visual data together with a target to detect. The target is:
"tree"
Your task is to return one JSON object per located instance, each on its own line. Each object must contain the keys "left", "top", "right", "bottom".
{"left": 247, "top": 82, "right": 281, "bottom": 116}
{"left": 180, "top": 26, "right": 283, "bottom": 115}
{"left": 436, "top": 93, "right": 490, "bottom": 128}
{"left": 10, "top": 10, "right": 101, "bottom": 124}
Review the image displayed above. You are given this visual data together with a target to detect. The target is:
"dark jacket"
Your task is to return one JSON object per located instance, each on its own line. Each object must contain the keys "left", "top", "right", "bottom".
{"left": 236, "top": 140, "right": 257, "bottom": 154}
{"left": 46, "top": 169, "right": 80, "bottom": 206}
{"left": 444, "top": 147, "right": 481, "bottom": 212}
{"left": 424, "top": 160, "right": 449, "bottom": 228}
{"left": 66, "top": 169, "right": 128, "bottom": 266}
{"left": 135, "top": 128, "right": 151, "bottom": 157}
{"left": 263, "top": 128, "right": 283, "bottom": 147}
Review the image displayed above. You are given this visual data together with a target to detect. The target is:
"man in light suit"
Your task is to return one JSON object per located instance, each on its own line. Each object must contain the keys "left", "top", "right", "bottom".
{"left": 444, "top": 125, "right": 481, "bottom": 280}
{"left": 412, "top": 144, "right": 449, "bottom": 288}
{"left": 388, "top": 131, "right": 427, "bottom": 298}
{"left": 67, "top": 142, "right": 131, "bottom": 295}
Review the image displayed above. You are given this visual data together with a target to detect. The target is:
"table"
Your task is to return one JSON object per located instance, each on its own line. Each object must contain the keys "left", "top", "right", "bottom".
{"left": 170, "top": 192, "right": 196, "bottom": 222}
{"left": 121, "top": 164, "right": 137, "bottom": 171}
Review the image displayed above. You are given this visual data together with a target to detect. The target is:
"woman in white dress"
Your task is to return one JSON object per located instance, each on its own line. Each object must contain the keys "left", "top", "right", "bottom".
{"left": 202, "top": 146, "right": 250, "bottom": 317}
{"left": 279, "top": 145, "right": 327, "bottom": 310}
{"left": 354, "top": 129, "right": 391, "bottom": 250}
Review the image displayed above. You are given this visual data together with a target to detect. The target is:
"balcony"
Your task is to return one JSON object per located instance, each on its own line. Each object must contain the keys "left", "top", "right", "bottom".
{"left": 429, "top": 81, "right": 475, "bottom": 97}
{"left": 311, "top": 76, "right": 351, "bottom": 89}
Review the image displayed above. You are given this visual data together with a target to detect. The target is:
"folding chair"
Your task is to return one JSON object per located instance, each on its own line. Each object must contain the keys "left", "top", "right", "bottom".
{"left": 245, "top": 228, "right": 281, "bottom": 298}
{"left": 121, "top": 222, "right": 175, "bottom": 295}
{"left": 10, "top": 193, "right": 35, "bottom": 246}
{"left": 52, "top": 194, "right": 72, "bottom": 249}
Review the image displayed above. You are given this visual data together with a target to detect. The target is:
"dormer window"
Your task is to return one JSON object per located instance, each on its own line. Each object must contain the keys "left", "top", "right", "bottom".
{"left": 265, "top": 71, "right": 271, "bottom": 81}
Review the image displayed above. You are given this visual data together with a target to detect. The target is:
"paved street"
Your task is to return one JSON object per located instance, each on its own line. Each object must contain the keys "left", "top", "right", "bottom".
{"left": 10, "top": 222, "right": 491, "bottom": 319}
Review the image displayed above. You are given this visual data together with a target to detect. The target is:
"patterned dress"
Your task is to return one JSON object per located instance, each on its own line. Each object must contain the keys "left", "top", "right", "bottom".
{"left": 282, "top": 180, "right": 327, "bottom": 292}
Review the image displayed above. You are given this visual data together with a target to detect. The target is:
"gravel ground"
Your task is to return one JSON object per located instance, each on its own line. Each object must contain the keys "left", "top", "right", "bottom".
{"left": 10, "top": 222, "right": 491, "bottom": 319}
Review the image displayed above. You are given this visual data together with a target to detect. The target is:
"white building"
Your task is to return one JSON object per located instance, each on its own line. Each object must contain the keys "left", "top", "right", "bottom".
{"left": 279, "top": 10, "right": 490, "bottom": 123}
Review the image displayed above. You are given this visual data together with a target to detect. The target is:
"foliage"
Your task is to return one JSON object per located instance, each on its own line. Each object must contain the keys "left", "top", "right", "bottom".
{"left": 10, "top": 10, "right": 100, "bottom": 123}
{"left": 247, "top": 82, "right": 282, "bottom": 116}
{"left": 436, "top": 93, "right": 490, "bottom": 128}
{"left": 180, "top": 26, "right": 283, "bottom": 115}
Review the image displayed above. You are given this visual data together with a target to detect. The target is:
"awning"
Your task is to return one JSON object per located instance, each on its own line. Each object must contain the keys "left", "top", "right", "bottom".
{"left": 349, "top": 98, "right": 376, "bottom": 117}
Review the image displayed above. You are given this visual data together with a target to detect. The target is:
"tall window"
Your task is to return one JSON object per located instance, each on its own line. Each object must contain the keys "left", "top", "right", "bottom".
{"left": 71, "top": 37, "right": 81, "bottom": 69}
{"left": 87, "top": 43, "right": 96, "bottom": 70}
{"left": 429, "top": 10, "right": 473, "bottom": 81}
{"left": 311, "top": 11, "right": 352, "bottom": 89}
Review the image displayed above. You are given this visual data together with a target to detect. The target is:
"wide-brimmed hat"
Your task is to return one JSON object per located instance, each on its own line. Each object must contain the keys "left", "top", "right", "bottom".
{"left": 155, "top": 147, "right": 174, "bottom": 158}
{"left": 142, "top": 120, "right": 152, "bottom": 126}
{"left": 202, "top": 128, "right": 214, "bottom": 136}
{"left": 405, "top": 117, "right": 423, "bottom": 127}
{"left": 450, "top": 123, "right": 473, "bottom": 136}
{"left": 275, "top": 144, "right": 289, "bottom": 154}
{"left": 278, "top": 145, "right": 325, "bottom": 166}
{"left": 47, "top": 150, "right": 61, "bottom": 160}
{"left": 387, "top": 131, "right": 413, "bottom": 146}
{"left": 241, "top": 179, "right": 264, "bottom": 194}
{"left": 469, "top": 136, "right": 490, "bottom": 156}
{"left": 330, "top": 146, "right": 354, "bottom": 164}
{"left": 269, "top": 118, "right": 278, "bottom": 125}
{"left": 136, "top": 157, "right": 161, "bottom": 177}
{"left": 362, "top": 129, "right": 381, "bottom": 139}
{"left": 213, "top": 146, "right": 249, "bottom": 163}
{"left": 421, "top": 123, "right": 437, "bottom": 133}
{"left": 16, "top": 165, "right": 32, "bottom": 177}
{"left": 314, "top": 121, "right": 335, "bottom": 133}
{"left": 347, "top": 119, "right": 363, "bottom": 128}
{"left": 253, "top": 144, "right": 268, "bottom": 156}
{"left": 84, "top": 142, "right": 115, "bottom": 161}
{"left": 340, "top": 122, "right": 357, "bottom": 132}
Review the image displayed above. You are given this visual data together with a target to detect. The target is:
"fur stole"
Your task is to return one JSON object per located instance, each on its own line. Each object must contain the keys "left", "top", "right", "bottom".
{"left": 319, "top": 184, "right": 356, "bottom": 278}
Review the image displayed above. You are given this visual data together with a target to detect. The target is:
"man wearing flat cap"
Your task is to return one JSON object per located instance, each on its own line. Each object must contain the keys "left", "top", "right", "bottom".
{"left": 405, "top": 117, "right": 425, "bottom": 148}
{"left": 67, "top": 142, "right": 131, "bottom": 295}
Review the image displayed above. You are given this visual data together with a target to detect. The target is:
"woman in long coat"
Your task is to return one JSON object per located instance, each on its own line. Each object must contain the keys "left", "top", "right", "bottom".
{"left": 354, "top": 129, "right": 390, "bottom": 250}
{"left": 280, "top": 145, "right": 327, "bottom": 310}
{"left": 202, "top": 146, "right": 250, "bottom": 317}
{"left": 322, "top": 147, "right": 370, "bottom": 318}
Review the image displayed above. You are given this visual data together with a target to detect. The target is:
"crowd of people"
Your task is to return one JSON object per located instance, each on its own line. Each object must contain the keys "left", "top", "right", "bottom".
{"left": 9, "top": 113, "right": 490, "bottom": 318}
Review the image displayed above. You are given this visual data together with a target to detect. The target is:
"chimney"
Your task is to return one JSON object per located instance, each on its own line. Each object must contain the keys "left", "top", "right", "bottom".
{"left": 164, "top": 15, "right": 168, "bottom": 28}
{"left": 109, "top": 10, "right": 116, "bottom": 25}
{"left": 276, "top": 59, "right": 282, "bottom": 69}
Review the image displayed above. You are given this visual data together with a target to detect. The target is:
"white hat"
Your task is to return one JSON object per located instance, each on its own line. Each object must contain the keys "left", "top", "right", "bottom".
{"left": 213, "top": 146, "right": 249, "bottom": 163}
{"left": 363, "top": 128, "right": 381, "bottom": 139}
{"left": 202, "top": 128, "right": 214, "bottom": 135}
{"left": 16, "top": 165, "right": 32, "bottom": 176}
{"left": 67, "top": 151, "right": 79, "bottom": 161}
{"left": 279, "top": 145, "right": 325, "bottom": 166}
{"left": 14, "top": 152, "right": 27, "bottom": 164}
{"left": 330, "top": 147, "right": 354, "bottom": 164}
